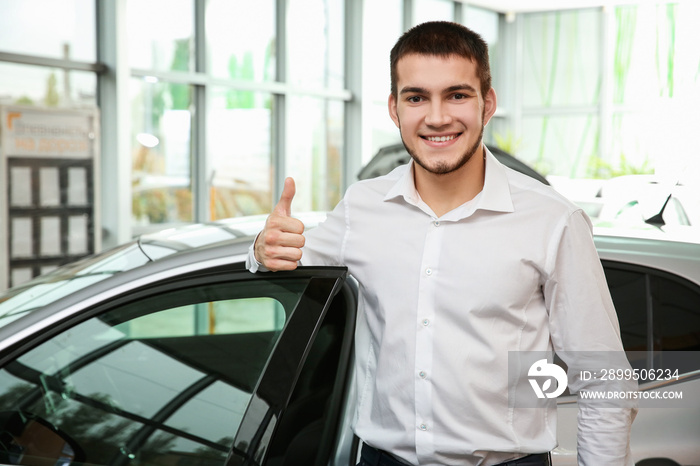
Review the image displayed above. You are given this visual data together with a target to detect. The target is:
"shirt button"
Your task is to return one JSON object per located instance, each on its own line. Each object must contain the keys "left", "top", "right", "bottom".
{"left": 419, "top": 423, "right": 428, "bottom": 431}
{"left": 419, "top": 371, "right": 427, "bottom": 379}
{"left": 425, "top": 268, "right": 432, "bottom": 276}
{"left": 421, "top": 318, "right": 430, "bottom": 327}
{"left": 433, "top": 220, "right": 440, "bottom": 227}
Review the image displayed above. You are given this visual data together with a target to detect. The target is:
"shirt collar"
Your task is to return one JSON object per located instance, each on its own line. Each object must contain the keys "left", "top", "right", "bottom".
{"left": 382, "top": 146, "right": 514, "bottom": 216}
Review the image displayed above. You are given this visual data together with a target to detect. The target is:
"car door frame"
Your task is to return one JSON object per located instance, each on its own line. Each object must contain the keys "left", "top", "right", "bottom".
{"left": 0, "top": 262, "right": 355, "bottom": 466}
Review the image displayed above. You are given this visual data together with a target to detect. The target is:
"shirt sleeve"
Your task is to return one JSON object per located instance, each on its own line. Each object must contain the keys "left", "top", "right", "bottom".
{"left": 245, "top": 193, "right": 350, "bottom": 273}
{"left": 299, "top": 194, "right": 349, "bottom": 266}
{"left": 543, "top": 209, "right": 638, "bottom": 465}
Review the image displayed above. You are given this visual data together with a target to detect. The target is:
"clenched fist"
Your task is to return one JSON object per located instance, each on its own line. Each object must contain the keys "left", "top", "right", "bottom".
{"left": 254, "top": 177, "right": 306, "bottom": 271}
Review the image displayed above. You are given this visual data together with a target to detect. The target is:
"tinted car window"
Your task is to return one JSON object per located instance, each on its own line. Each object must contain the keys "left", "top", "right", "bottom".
{"left": 0, "top": 277, "right": 310, "bottom": 465}
{"left": 603, "top": 261, "right": 700, "bottom": 370}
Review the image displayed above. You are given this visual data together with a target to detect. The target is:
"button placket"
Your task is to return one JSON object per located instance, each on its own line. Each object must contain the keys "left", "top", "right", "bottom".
{"left": 414, "top": 219, "right": 443, "bottom": 459}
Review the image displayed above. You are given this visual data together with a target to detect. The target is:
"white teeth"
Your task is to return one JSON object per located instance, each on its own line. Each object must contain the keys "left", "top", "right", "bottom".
{"left": 426, "top": 135, "right": 456, "bottom": 142}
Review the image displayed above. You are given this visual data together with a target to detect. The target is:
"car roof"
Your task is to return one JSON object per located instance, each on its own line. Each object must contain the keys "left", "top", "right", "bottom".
{"left": 594, "top": 231, "right": 700, "bottom": 286}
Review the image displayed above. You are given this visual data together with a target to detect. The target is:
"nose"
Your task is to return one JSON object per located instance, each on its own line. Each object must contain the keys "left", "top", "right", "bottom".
{"left": 424, "top": 100, "right": 452, "bottom": 127}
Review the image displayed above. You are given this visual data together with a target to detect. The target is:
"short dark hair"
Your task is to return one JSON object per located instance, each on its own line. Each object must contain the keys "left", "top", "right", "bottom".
{"left": 390, "top": 21, "right": 492, "bottom": 98}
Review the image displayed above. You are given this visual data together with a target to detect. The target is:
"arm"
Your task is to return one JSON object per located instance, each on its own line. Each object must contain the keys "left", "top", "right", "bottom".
{"left": 246, "top": 177, "right": 349, "bottom": 272}
{"left": 544, "top": 210, "right": 638, "bottom": 465}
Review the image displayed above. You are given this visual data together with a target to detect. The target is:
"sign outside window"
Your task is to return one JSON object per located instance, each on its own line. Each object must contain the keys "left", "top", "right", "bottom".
{"left": 0, "top": 105, "right": 100, "bottom": 291}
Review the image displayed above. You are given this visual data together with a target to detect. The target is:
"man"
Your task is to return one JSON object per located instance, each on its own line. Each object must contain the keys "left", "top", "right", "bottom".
{"left": 248, "top": 21, "right": 636, "bottom": 466}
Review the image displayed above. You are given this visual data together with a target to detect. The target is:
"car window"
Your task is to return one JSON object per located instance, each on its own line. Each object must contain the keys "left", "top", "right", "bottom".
{"left": 603, "top": 261, "right": 700, "bottom": 371}
{"left": 0, "top": 276, "right": 312, "bottom": 465}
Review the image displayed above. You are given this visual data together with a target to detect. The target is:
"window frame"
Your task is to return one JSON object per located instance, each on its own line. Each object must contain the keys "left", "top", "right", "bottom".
{"left": 601, "top": 258, "right": 700, "bottom": 389}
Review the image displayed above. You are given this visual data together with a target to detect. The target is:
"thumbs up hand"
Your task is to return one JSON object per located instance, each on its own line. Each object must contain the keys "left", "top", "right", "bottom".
{"left": 254, "top": 177, "right": 306, "bottom": 271}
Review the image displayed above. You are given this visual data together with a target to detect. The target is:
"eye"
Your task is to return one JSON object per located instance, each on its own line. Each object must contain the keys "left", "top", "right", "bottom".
{"left": 451, "top": 93, "right": 468, "bottom": 100}
{"left": 406, "top": 95, "right": 423, "bottom": 103}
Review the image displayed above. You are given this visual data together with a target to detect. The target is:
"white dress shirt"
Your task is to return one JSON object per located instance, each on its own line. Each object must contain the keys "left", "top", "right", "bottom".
{"left": 248, "top": 148, "right": 636, "bottom": 465}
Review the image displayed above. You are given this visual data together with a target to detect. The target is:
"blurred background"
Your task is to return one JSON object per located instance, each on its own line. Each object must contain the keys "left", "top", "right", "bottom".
{"left": 1, "top": 0, "right": 699, "bottom": 287}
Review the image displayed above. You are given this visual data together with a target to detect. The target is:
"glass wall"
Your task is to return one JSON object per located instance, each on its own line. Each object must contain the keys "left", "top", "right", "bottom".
{"left": 362, "top": 0, "right": 404, "bottom": 163}
{"left": 607, "top": 2, "right": 700, "bottom": 180}
{"left": 130, "top": 79, "right": 194, "bottom": 226}
{"left": 0, "top": 0, "right": 353, "bottom": 287}
{"left": 208, "top": 88, "right": 274, "bottom": 220}
{"left": 0, "top": 0, "right": 96, "bottom": 61}
{"left": 0, "top": 62, "right": 97, "bottom": 108}
{"left": 3, "top": 0, "right": 700, "bottom": 261}
{"left": 206, "top": 0, "right": 276, "bottom": 81}
{"left": 518, "top": 3, "right": 700, "bottom": 184}
{"left": 519, "top": 8, "right": 601, "bottom": 178}
{"left": 122, "top": 0, "right": 349, "bottom": 233}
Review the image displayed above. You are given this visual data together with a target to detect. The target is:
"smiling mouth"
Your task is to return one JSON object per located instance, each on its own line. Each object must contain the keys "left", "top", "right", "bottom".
{"left": 423, "top": 133, "right": 461, "bottom": 142}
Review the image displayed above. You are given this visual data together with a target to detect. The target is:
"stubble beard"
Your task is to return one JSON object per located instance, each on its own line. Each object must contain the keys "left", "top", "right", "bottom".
{"left": 403, "top": 123, "right": 485, "bottom": 176}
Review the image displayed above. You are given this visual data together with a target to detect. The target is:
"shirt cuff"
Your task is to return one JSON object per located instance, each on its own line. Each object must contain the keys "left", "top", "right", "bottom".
{"left": 245, "top": 233, "right": 270, "bottom": 273}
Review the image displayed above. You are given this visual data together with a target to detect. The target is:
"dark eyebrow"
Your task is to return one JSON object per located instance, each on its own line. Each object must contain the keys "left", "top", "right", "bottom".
{"left": 399, "top": 84, "right": 478, "bottom": 95}
{"left": 399, "top": 86, "right": 428, "bottom": 95}
{"left": 444, "top": 84, "right": 477, "bottom": 94}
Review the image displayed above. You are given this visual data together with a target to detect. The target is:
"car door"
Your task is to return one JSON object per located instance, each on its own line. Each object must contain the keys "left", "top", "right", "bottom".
{"left": 553, "top": 258, "right": 700, "bottom": 465}
{"left": 0, "top": 265, "right": 352, "bottom": 466}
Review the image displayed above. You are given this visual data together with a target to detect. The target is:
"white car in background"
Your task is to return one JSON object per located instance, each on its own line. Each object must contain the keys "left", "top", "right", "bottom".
{"left": 550, "top": 174, "right": 700, "bottom": 230}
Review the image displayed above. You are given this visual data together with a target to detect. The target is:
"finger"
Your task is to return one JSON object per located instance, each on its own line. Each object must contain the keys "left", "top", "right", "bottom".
{"left": 261, "top": 230, "right": 305, "bottom": 253}
{"left": 273, "top": 231, "right": 305, "bottom": 249}
{"left": 265, "top": 258, "right": 300, "bottom": 272}
{"left": 267, "top": 245, "right": 304, "bottom": 262}
{"left": 273, "top": 177, "right": 296, "bottom": 217}
{"left": 266, "top": 215, "right": 305, "bottom": 235}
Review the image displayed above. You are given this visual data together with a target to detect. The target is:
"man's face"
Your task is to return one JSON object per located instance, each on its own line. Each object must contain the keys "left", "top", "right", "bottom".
{"left": 388, "top": 54, "right": 497, "bottom": 176}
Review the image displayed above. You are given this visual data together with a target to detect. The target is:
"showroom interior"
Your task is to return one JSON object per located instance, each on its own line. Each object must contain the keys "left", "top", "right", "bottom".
{"left": 1, "top": 0, "right": 699, "bottom": 290}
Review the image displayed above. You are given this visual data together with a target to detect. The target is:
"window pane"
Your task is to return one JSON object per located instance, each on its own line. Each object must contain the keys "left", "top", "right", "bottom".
{"left": 414, "top": 0, "right": 454, "bottom": 24}
{"left": 0, "top": 278, "right": 309, "bottom": 464}
{"left": 364, "top": 0, "right": 403, "bottom": 161}
{"left": 208, "top": 87, "right": 274, "bottom": 220}
{"left": 611, "top": 4, "right": 700, "bottom": 105}
{"left": 0, "top": 0, "right": 95, "bottom": 61}
{"left": 604, "top": 266, "right": 648, "bottom": 352}
{"left": 607, "top": 4, "right": 700, "bottom": 183}
{"left": 651, "top": 274, "right": 700, "bottom": 352}
{"left": 520, "top": 115, "right": 599, "bottom": 178}
{"left": 287, "top": 0, "right": 345, "bottom": 90}
{"left": 463, "top": 7, "right": 500, "bottom": 93}
{"left": 130, "top": 78, "right": 193, "bottom": 230}
{"left": 0, "top": 62, "right": 96, "bottom": 108}
{"left": 127, "top": 0, "right": 194, "bottom": 71}
{"left": 207, "top": 0, "right": 276, "bottom": 81}
{"left": 286, "top": 97, "right": 344, "bottom": 212}
{"left": 522, "top": 9, "right": 601, "bottom": 107}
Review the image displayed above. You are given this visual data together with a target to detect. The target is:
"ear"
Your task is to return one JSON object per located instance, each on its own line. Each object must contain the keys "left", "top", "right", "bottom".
{"left": 388, "top": 93, "right": 400, "bottom": 128}
{"left": 483, "top": 88, "right": 497, "bottom": 125}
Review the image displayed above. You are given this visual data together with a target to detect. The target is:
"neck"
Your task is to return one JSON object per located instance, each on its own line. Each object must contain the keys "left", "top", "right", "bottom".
{"left": 413, "top": 145, "right": 486, "bottom": 217}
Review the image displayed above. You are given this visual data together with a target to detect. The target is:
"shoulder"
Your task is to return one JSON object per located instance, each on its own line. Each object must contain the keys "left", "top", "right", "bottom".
{"left": 505, "top": 165, "right": 582, "bottom": 217}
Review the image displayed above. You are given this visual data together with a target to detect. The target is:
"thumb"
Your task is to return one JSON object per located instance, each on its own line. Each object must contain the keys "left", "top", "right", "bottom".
{"left": 274, "top": 177, "right": 296, "bottom": 216}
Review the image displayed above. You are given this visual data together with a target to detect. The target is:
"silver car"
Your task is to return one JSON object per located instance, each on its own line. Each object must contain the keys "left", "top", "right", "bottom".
{"left": 0, "top": 214, "right": 697, "bottom": 466}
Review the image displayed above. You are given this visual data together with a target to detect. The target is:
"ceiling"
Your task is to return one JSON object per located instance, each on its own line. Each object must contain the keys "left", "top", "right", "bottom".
{"left": 462, "top": 0, "right": 668, "bottom": 13}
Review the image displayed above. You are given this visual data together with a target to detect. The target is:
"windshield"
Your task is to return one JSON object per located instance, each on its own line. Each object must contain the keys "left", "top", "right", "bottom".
{"left": 0, "top": 242, "right": 150, "bottom": 328}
